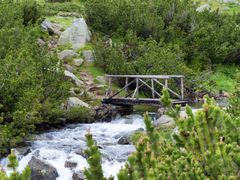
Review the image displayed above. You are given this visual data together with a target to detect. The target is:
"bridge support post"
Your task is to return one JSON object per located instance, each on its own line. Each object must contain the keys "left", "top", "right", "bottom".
{"left": 151, "top": 79, "right": 155, "bottom": 98}
{"left": 136, "top": 78, "right": 139, "bottom": 99}
{"left": 125, "top": 77, "right": 128, "bottom": 96}
{"left": 181, "top": 77, "right": 184, "bottom": 100}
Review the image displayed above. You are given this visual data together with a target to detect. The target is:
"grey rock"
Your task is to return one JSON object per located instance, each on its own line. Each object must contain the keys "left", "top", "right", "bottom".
{"left": 75, "top": 148, "right": 87, "bottom": 158}
{"left": 69, "top": 87, "right": 84, "bottom": 97}
{"left": 72, "top": 170, "right": 84, "bottom": 180}
{"left": 58, "top": 18, "right": 91, "bottom": 50}
{"left": 118, "top": 135, "right": 131, "bottom": 145}
{"left": 64, "top": 70, "right": 84, "bottom": 87}
{"left": 67, "top": 97, "right": 90, "bottom": 109}
{"left": 196, "top": 4, "right": 210, "bottom": 12}
{"left": 96, "top": 76, "right": 106, "bottom": 85}
{"left": 37, "top": 38, "right": 46, "bottom": 47}
{"left": 64, "top": 160, "right": 77, "bottom": 169}
{"left": 73, "top": 58, "right": 84, "bottom": 67}
{"left": 28, "top": 156, "right": 58, "bottom": 180}
{"left": 63, "top": 64, "right": 74, "bottom": 73}
{"left": 41, "top": 20, "right": 62, "bottom": 36}
{"left": 153, "top": 115, "right": 175, "bottom": 127}
{"left": 82, "top": 50, "right": 94, "bottom": 62}
{"left": 58, "top": 50, "right": 77, "bottom": 61}
{"left": 15, "top": 147, "right": 31, "bottom": 160}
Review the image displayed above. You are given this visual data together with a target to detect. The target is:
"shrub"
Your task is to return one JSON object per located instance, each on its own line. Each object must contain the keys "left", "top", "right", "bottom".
{"left": 66, "top": 107, "right": 95, "bottom": 123}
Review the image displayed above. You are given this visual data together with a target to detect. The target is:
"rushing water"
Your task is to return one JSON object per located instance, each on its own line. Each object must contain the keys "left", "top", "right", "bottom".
{"left": 0, "top": 113, "right": 148, "bottom": 179}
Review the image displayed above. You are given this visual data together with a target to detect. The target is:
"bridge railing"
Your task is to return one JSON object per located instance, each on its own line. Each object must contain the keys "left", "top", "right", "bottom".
{"left": 104, "top": 75, "right": 185, "bottom": 100}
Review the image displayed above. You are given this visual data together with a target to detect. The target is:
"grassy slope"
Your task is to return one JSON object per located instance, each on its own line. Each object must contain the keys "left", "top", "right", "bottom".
{"left": 196, "top": 0, "right": 240, "bottom": 14}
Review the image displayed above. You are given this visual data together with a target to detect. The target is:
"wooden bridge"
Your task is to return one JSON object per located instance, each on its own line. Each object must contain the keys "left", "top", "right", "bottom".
{"left": 102, "top": 75, "right": 188, "bottom": 106}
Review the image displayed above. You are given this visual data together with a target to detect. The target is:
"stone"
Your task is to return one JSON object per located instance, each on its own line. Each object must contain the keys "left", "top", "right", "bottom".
{"left": 73, "top": 58, "right": 84, "bottom": 67}
{"left": 37, "top": 38, "right": 46, "bottom": 47}
{"left": 15, "top": 147, "right": 31, "bottom": 160}
{"left": 82, "top": 50, "right": 94, "bottom": 62}
{"left": 67, "top": 97, "right": 90, "bottom": 109}
{"left": 118, "top": 135, "right": 131, "bottom": 145}
{"left": 96, "top": 76, "right": 106, "bottom": 85}
{"left": 28, "top": 156, "right": 58, "bottom": 180}
{"left": 196, "top": 4, "right": 210, "bottom": 12}
{"left": 153, "top": 115, "right": 175, "bottom": 127}
{"left": 69, "top": 87, "right": 84, "bottom": 97}
{"left": 75, "top": 148, "right": 87, "bottom": 158}
{"left": 63, "top": 64, "right": 74, "bottom": 73}
{"left": 41, "top": 20, "right": 62, "bottom": 36}
{"left": 64, "top": 70, "right": 84, "bottom": 87}
{"left": 64, "top": 160, "right": 78, "bottom": 169}
{"left": 72, "top": 170, "right": 84, "bottom": 180}
{"left": 58, "top": 50, "right": 77, "bottom": 61}
{"left": 58, "top": 18, "right": 91, "bottom": 50}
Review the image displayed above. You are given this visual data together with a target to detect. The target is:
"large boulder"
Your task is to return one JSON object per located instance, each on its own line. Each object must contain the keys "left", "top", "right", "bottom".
{"left": 82, "top": 50, "right": 94, "bottom": 62}
{"left": 28, "top": 156, "right": 58, "bottom": 180}
{"left": 67, "top": 97, "right": 90, "bottom": 109}
{"left": 58, "top": 18, "right": 91, "bottom": 50}
{"left": 41, "top": 20, "right": 62, "bottom": 36}
{"left": 58, "top": 50, "right": 77, "bottom": 61}
{"left": 153, "top": 115, "right": 175, "bottom": 127}
{"left": 64, "top": 70, "right": 83, "bottom": 87}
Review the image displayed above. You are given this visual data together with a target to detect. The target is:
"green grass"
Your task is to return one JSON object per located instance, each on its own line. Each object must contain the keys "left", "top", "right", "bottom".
{"left": 47, "top": 16, "right": 73, "bottom": 29}
{"left": 80, "top": 63, "right": 105, "bottom": 78}
{"left": 203, "top": 65, "right": 239, "bottom": 94}
{"left": 195, "top": 0, "right": 240, "bottom": 14}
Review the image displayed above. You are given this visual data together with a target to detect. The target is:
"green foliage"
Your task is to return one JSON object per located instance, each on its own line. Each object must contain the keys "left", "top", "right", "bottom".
{"left": 22, "top": 1, "right": 41, "bottom": 26}
{"left": 0, "top": 149, "right": 31, "bottom": 180}
{"left": 84, "top": 90, "right": 240, "bottom": 179}
{"left": 0, "top": 0, "right": 70, "bottom": 155}
{"left": 84, "top": 132, "right": 105, "bottom": 180}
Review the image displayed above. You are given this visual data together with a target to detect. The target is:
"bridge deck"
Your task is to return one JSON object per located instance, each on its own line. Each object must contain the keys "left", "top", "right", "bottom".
{"left": 102, "top": 98, "right": 188, "bottom": 106}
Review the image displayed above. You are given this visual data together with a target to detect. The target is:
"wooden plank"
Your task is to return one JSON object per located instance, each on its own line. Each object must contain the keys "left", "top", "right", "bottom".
{"left": 105, "top": 74, "right": 184, "bottom": 79}
{"left": 151, "top": 79, "right": 155, "bottom": 98}
{"left": 132, "top": 78, "right": 139, "bottom": 98}
{"left": 125, "top": 77, "right": 129, "bottom": 96}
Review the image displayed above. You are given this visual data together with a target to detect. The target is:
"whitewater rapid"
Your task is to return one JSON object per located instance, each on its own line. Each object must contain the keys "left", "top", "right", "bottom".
{"left": 0, "top": 113, "right": 147, "bottom": 179}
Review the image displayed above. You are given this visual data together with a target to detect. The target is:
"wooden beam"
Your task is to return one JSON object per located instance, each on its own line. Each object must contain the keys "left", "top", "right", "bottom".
{"left": 105, "top": 75, "right": 184, "bottom": 79}
{"left": 153, "top": 79, "right": 181, "bottom": 98}
{"left": 125, "top": 77, "right": 129, "bottom": 96}
{"left": 151, "top": 79, "right": 155, "bottom": 98}
{"left": 109, "top": 79, "right": 136, "bottom": 99}
{"left": 139, "top": 78, "right": 161, "bottom": 98}
{"left": 132, "top": 78, "right": 139, "bottom": 99}
{"left": 181, "top": 77, "right": 184, "bottom": 100}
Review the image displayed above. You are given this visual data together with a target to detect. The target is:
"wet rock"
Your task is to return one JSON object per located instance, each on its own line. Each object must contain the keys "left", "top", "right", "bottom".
{"left": 118, "top": 135, "right": 131, "bottom": 145}
{"left": 58, "top": 18, "right": 91, "bottom": 50}
{"left": 67, "top": 97, "right": 90, "bottom": 109}
{"left": 95, "top": 104, "right": 118, "bottom": 122}
{"left": 63, "top": 64, "right": 74, "bottom": 73}
{"left": 73, "top": 58, "right": 84, "bottom": 66}
{"left": 64, "top": 70, "right": 84, "bottom": 87}
{"left": 153, "top": 115, "right": 175, "bottom": 127}
{"left": 75, "top": 148, "right": 87, "bottom": 158}
{"left": 96, "top": 76, "right": 106, "bottom": 85}
{"left": 64, "top": 160, "right": 77, "bottom": 169}
{"left": 72, "top": 170, "right": 84, "bottom": 180}
{"left": 58, "top": 50, "right": 77, "bottom": 61}
{"left": 41, "top": 20, "right": 62, "bottom": 36}
{"left": 28, "top": 156, "right": 58, "bottom": 180}
{"left": 134, "top": 128, "right": 144, "bottom": 132}
{"left": 15, "top": 147, "right": 31, "bottom": 160}
{"left": 82, "top": 50, "right": 94, "bottom": 62}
